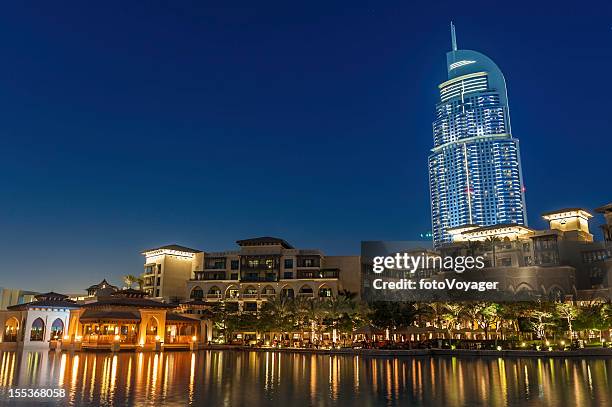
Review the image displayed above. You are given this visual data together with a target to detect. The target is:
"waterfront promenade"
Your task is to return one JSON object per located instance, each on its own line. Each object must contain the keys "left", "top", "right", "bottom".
{"left": 203, "top": 345, "right": 612, "bottom": 358}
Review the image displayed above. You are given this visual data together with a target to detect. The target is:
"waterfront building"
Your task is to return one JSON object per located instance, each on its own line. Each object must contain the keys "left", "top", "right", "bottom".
{"left": 429, "top": 23, "right": 527, "bottom": 246}
{"left": 0, "top": 292, "right": 79, "bottom": 350}
{"left": 141, "top": 245, "right": 204, "bottom": 301}
{"left": 441, "top": 207, "right": 612, "bottom": 300}
{"left": 65, "top": 289, "right": 212, "bottom": 351}
{"left": 181, "top": 237, "right": 361, "bottom": 312}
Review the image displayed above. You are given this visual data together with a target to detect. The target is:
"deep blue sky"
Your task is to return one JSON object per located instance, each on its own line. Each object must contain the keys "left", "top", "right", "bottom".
{"left": 1, "top": 1, "right": 610, "bottom": 292}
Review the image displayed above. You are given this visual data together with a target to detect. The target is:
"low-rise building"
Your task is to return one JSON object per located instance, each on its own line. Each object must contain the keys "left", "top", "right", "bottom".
{"left": 65, "top": 289, "right": 211, "bottom": 351}
{"left": 0, "top": 292, "right": 79, "bottom": 350}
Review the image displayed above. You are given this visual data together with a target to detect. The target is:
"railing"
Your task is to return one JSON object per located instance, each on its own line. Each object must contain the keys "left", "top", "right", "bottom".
{"left": 206, "top": 293, "right": 222, "bottom": 299}
{"left": 241, "top": 293, "right": 259, "bottom": 299}
{"left": 194, "top": 272, "right": 227, "bottom": 280}
{"left": 2, "top": 334, "right": 17, "bottom": 342}
{"left": 261, "top": 293, "right": 276, "bottom": 298}
{"left": 297, "top": 292, "right": 314, "bottom": 297}
{"left": 164, "top": 335, "right": 193, "bottom": 344}
{"left": 240, "top": 275, "right": 278, "bottom": 282}
{"left": 82, "top": 334, "right": 138, "bottom": 344}
{"left": 297, "top": 269, "right": 339, "bottom": 279}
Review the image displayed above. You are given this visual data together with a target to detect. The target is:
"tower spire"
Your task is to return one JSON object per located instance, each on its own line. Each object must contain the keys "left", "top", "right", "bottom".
{"left": 450, "top": 21, "right": 458, "bottom": 51}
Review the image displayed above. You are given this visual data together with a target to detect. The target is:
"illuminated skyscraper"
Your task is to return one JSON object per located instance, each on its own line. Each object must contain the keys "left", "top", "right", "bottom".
{"left": 429, "top": 23, "right": 527, "bottom": 246}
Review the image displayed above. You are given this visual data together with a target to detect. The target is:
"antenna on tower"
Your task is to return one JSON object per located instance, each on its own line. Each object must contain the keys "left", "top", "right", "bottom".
{"left": 450, "top": 21, "right": 458, "bottom": 51}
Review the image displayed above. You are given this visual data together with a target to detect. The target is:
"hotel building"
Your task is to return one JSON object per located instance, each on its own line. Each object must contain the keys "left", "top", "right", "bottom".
{"left": 141, "top": 237, "right": 361, "bottom": 309}
{"left": 141, "top": 245, "right": 204, "bottom": 301}
{"left": 429, "top": 24, "right": 527, "bottom": 246}
{"left": 440, "top": 206, "right": 612, "bottom": 300}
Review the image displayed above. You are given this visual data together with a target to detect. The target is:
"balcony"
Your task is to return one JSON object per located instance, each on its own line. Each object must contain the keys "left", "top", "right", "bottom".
{"left": 241, "top": 293, "right": 259, "bottom": 299}
{"left": 297, "top": 292, "right": 314, "bottom": 298}
{"left": 206, "top": 293, "right": 222, "bottom": 300}
{"left": 296, "top": 269, "right": 339, "bottom": 279}
{"left": 240, "top": 275, "right": 278, "bottom": 282}
{"left": 193, "top": 271, "right": 227, "bottom": 281}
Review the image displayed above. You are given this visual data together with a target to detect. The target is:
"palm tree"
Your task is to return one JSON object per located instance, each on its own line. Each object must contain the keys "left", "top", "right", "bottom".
{"left": 326, "top": 295, "right": 359, "bottom": 345}
{"left": 123, "top": 274, "right": 138, "bottom": 289}
{"left": 484, "top": 237, "right": 501, "bottom": 267}
{"left": 136, "top": 276, "right": 145, "bottom": 291}
{"left": 259, "top": 297, "right": 295, "bottom": 335}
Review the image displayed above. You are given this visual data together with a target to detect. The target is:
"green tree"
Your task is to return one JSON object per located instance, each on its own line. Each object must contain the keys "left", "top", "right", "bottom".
{"left": 528, "top": 308, "right": 554, "bottom": 342}
{"left": 555, "top": 302, "right": 579, "bottom": 339}
{"left": 474, "top": 302, "right": 499, "bottom": 340}
{"left": 442, "top": 303, "right": 463, "bottom": 344}
{"left": 123, "top": 274, "right": 138, "bottom": 289}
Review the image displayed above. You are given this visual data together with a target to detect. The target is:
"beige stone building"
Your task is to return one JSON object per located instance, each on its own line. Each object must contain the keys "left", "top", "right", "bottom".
{"left": 140, "top": 237, "right": 360, "bottom": 310}
{"left": 141, "top": 245, "right": 204, "bottom": 301}
{"left": 440, "top": 207, "right": 612, "bottom": 300}
{"left": 64, "top": 289, "right": 211, "bottom": 351}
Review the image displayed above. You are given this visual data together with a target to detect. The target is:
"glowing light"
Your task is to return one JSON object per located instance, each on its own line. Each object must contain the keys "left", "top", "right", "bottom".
{"left": 191, "top": 336, "right": 197, "bottom": 342}
{"left": 75, "top": 335, "right": 82, "bottom": 342}
{"left": 63, "top": 335, "right": 70, "bottom": 340}
{"left": 114, "top": 335, "right": 120, "bottom": 342}
{"left": 155, "top": 335, "right": 161, "bottom": 342}
{"left": 521, "top": 342, "right": 526, "bottom": 347}
{"left": 496, "top": 346, "right": 502, "bottom": 351}
{"left": 449, "top": 60, "right": 476, "bottom": 70}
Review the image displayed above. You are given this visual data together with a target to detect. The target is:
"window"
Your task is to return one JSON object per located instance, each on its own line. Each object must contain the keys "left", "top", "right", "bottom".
{"left": 30, "top": 318, "right": 45, "bottom": 342}
{"left": 303, "top": 259, "right": 314, "bottom": 267}
{"left": 155, "top": 289, "right": 160, "bottom": 297}
{"left": 284, "top": 259, "right": 293, "bottom": 269}
{"left": 244, "top": 302, "right": 257, "bottom": 312}
{"left": 230, "top": 273, "right": 239, "bottom": 280}
{"left": 283, "top": 272, "right": 293, "bottom": 279}
{"left": 231, "top": 260, "right": 239, "bottom": 270}
{"left": 319, "top": 287, "right": 332, "bottom": 297}
{"left": 50, "top": 319, "right": 64, "bottom": 339}
{"left": 191, "top": 287, "right": 204, "bottom": 299}
{"left": 281, "top": 288, "right": 294, "bottom": 298}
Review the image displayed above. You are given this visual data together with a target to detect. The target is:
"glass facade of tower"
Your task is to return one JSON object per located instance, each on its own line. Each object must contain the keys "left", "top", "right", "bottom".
{"left": 429, "top": 43, "right": 527, "bottom": 246}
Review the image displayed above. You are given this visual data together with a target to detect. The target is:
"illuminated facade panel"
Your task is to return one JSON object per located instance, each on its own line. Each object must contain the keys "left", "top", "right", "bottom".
{"left": 429, "top": 24, "right": 527, "bottom": 246}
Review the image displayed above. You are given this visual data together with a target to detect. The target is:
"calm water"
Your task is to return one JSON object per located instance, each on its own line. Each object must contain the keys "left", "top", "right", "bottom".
{"left": 0, "top": 350, "right": 610, "bottom": 406}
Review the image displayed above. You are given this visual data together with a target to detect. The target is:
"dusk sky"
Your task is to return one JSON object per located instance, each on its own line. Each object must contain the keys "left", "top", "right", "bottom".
{"left": 1, "top": 1, "right": 610, "bottom": 292}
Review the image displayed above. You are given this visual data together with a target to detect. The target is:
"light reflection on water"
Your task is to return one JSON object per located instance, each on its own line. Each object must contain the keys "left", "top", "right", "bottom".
{"left": 0, "top": 350, "right": 610, "bottom": 406}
